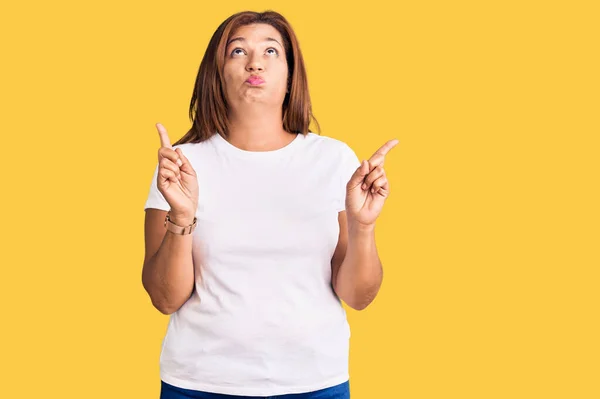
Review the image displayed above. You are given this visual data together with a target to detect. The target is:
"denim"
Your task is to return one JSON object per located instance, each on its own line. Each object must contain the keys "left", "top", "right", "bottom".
{"left": 160, "top": 379, "right": 350, "bottom": 399}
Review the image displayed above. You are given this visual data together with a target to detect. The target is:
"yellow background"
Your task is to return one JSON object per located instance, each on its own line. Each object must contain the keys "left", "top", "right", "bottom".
{"left": 1, "top": 0, "right": 598, "bottom": 398}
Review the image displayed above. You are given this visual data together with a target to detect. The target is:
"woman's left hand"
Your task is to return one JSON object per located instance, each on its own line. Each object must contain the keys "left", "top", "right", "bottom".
{"left": 345, "top": 139, "right": 399, "bottom": 227}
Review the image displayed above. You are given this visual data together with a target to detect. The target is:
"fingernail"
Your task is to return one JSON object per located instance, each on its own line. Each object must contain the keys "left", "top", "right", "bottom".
{"left": 362, "top": 183, "right": 366, "bottom": 190}
{"left": 371, "top": 188, "right": 375, "bottom": 193}
{"left": 177, "top": 159, "right": 183, "bottom": 167}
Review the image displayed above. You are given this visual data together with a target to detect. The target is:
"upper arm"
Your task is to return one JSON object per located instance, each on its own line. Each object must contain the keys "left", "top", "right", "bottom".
{"left": 143, "top": 159, "right": 171, "bottom": 266}
{"left": 330, "top": 143, "right": 360, "bottom": 295}
{"left": 331, "top": 210, "right": 349, "bottom": 295}
{"left": 143, "top": 208, "right": 168, "bottom": 270}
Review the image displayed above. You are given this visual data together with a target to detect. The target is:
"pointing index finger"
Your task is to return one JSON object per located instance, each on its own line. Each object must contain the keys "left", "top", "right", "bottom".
{"left": 374, "top": 139, "right": 399, "bottom": 157}
{"left": 367, "top": 139, "right": 399, "bottom": 166}
{"left": 156, "top": 123, "right": 172, "bottom": 148}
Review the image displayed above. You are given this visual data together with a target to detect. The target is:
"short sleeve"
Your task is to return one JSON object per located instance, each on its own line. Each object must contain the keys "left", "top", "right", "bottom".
{"left": 143, "top": 162, "right": 171, "bottom": 211}
{"left": 335, "top": 143, "right": 362, "bottom": 212}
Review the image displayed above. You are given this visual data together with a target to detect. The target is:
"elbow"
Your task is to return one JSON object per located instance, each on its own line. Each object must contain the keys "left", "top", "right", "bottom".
{"left": 157, "top": 305, "right": 177, "bottom": 315}
{"left": 149, "top": 292, "right": 185, "bottom": 315}
{"left": 347, "top": 298, "right": 372, "bottom": 311}
{"left": 340, "top": 292, "right": 373, "bottom": 311}
{"left": 345, "top": 282, "right": 382, "bottom": 311}
{"left": 152, "top": 298, "right": 177, "bottom": 315}
{"left": 141, "top": 277, "right": 181, "bottom": 316}
{"left": 337, "top": 265, "right": 384, "bottom": 312}
{"left": 146, "top": 291, "right": 174, "bottom": 315}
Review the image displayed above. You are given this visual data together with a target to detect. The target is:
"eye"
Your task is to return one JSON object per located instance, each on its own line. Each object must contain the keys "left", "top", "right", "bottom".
{"left": 230, "top": 47, "right": 279, "bottom": 56}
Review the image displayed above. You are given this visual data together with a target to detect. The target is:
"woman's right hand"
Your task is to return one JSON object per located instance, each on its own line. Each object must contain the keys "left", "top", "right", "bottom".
{"left": 155, "top": 123, "right": 199, "bottom": 224}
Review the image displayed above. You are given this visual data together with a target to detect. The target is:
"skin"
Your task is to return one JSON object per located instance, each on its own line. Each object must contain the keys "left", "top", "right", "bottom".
{"left": 333, "top": 139, "right": 399, "bottom": 310}
{"left": 222, "top": 23, "right": 294, "bottom": 151}
{"left": 146, "top": 23, "right": 399, "bottom": 313}
{"left": 219, "top": 24, "right": 400, "bottom": 310}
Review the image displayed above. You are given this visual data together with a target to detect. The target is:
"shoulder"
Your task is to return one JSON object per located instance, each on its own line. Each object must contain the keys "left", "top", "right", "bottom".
{"left": 302, "top": 132, "right": 355, "bottom": 158}
{"left": 171, "top": 142, "right": 197, "bottom": 152}
{"left": 171, "top": 134, "right": 219, "bottom": 158}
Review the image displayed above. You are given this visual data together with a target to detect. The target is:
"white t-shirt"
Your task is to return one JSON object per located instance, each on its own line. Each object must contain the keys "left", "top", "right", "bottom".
{"left": 143, "top": 131, "right": 361, "bottom": 396}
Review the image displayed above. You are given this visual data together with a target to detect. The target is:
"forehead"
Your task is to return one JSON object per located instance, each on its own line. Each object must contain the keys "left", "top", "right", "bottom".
{"left": 227, "top": 23, "right": 283, "bottom": 46}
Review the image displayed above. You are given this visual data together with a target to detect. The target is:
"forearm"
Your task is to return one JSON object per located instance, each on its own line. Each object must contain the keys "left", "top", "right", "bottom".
{"left": 336, "top": 221, "right": 383, "bottom": 310}
{"left": 142, "top": 216, "right": 195, "bottom": 315}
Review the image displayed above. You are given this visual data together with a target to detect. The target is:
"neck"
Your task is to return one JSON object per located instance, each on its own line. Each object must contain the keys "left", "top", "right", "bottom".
{"left": 226, "top": 106, "right": 293, "bottom": 151}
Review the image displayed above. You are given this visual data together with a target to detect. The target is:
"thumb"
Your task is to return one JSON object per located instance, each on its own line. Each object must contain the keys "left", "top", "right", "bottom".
{"left": 347, "top": 160, "right": 369, "bottom": 189}
{"left": 175, "top": 148, "right": 194, "bottom": 175}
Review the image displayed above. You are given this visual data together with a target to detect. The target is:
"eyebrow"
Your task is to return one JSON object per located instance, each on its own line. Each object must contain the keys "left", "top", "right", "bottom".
{"left": 226, "top": 37, "right": 283, "bottom": 48}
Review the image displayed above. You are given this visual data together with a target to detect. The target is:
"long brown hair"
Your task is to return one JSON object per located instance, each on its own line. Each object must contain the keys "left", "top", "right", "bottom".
{"left": 173, "top": 10, "right": 321, "bottom": 146}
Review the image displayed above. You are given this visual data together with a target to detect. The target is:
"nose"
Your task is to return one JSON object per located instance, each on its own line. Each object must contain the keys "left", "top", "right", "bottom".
{"left": 245, "top": 55, "right": 264, "bottom": 73}
{"left": 246, "top": 63, "right": 264, "bottom": 73}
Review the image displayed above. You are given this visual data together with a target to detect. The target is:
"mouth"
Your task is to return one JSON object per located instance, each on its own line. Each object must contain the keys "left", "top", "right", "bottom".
{"left": 246, "top": 76, "right": 265, "bottom": 85}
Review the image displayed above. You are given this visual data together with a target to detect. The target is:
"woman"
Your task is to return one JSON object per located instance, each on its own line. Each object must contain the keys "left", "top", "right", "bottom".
{"left": 142, "top": 10, "right": 398, "bottom": 399}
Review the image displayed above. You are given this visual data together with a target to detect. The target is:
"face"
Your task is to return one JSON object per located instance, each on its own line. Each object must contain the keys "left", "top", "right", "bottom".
{"left": 222, "top": 23, "right": 289, "bottom": 110}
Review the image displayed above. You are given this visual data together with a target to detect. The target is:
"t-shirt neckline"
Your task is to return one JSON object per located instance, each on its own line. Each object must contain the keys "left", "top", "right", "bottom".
{"left": 212, "top": 131, "right": 304, "bottom": 159}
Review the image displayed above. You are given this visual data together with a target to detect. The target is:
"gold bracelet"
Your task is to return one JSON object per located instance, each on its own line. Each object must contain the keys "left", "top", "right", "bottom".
{"left": 164, "top": 211, "right": 197, "bottom": 235}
